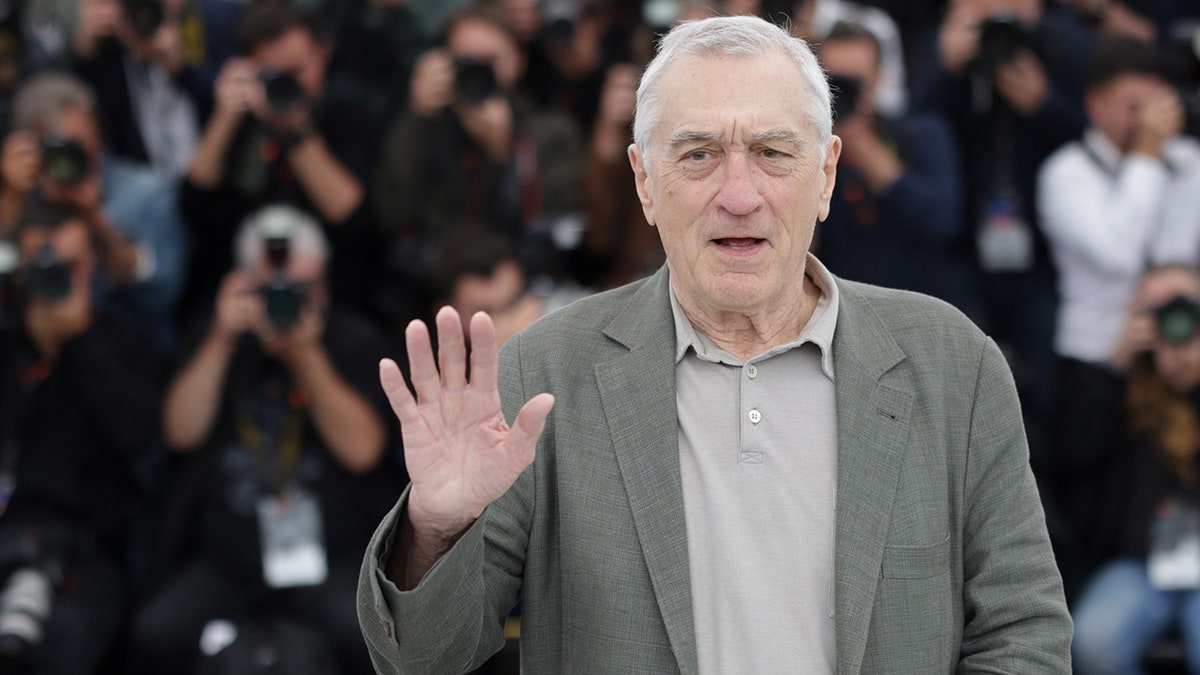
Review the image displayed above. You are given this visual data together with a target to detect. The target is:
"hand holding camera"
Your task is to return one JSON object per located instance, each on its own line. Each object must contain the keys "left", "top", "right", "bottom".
{"left": 410, "top": 49, "right": 455, "bottom": 118}
{"left": 214, "top": 58, "right": 267, "bottom": 120}
{"left": 0, "top": 132, "right": 40, "bottom": 198}
{"left": 938, "top": 3, "right": 984, "bottom": 75}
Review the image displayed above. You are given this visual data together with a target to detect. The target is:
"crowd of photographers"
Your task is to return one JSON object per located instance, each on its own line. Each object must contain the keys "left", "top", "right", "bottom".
{"left": 0, "top": 0, "right": 1197, "bottom": 672}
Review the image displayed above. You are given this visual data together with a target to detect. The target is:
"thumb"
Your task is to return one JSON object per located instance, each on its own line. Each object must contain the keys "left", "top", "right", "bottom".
{"left": 506, "top": 393, "right": 555, "bottom": 464}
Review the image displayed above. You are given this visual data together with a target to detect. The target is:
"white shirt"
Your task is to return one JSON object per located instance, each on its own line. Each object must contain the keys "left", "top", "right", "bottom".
{"left": 1037, "top": 127, "right": 1200, "bottom": 364}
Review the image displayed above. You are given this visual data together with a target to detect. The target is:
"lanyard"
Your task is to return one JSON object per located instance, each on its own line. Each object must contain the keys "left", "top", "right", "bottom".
{"left": 235, "top": 385, "right": 307, "bottom": 494}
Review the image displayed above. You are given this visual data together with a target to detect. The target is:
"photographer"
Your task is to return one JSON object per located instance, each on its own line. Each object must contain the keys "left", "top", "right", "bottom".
{"left": 5, "top": 72, "right": 185, "bottom": 351}
{"left": 181, "top": 3, "right": 379, "bottom": 322}
{"left": 136, "top": 205, "right": 400, "bottom": 674}
{"left": 910, "top": 0, "right": 1090, "bottom": 425}
{"left": 1070, "top": 265, "right": 1200, "bottom": 673}
{"left": 72, "top": 0, "right": 209, "bottom": 175}
{"left": 813, "top": 22, "right": 966, "bottom": 306}
{"left": 1038, "top": 37, "right": 1200, "bottom": 594}
{"left": 371, "top": 3, "right": 583, "bottom": 279}
{"left": 0, "top": 204, "right": 165, "bottom": 673}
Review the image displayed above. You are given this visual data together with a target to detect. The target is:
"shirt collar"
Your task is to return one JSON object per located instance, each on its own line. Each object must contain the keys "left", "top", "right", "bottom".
{"left": 669, "top": 253, "right": 840, "bottom": 380}
{"left": 1083, "top": 127, "right": 1124, "bottom": 175}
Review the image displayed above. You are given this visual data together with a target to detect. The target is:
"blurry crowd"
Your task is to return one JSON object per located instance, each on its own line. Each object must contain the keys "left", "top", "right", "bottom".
{"left": 0, "top": 0, "right": 1197, "bottom": 672}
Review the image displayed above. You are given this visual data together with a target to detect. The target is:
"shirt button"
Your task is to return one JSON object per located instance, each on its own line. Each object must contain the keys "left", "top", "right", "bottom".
{"left": 747, "top": 364, "right": 758, "bottom": 379}
{"left": 748, "top": 409, "right": 762, "bottom": 424}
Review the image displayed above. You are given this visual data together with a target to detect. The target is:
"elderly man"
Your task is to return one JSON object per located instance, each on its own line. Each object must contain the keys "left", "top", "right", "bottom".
{"left": 358, "top": 15, "right": 1072, "bottom": 673}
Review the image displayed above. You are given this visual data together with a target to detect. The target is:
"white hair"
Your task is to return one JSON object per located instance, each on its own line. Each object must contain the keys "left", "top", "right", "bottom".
{"left": 234, "top": 204, "right": 329, "bottom": 271}
{"left": 633, "top": 15, "right": 832, "bottom": 169}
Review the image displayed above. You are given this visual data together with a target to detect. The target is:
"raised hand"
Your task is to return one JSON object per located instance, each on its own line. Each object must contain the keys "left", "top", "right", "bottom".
{"left": 381, "top": 306, "right": 553, "bottom": 548}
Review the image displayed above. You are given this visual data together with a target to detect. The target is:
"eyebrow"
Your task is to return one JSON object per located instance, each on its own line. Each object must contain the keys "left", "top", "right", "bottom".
{"left": 665, "top": 128, "right": 808, "bottom": 151}
{"left": 750, "top": 128, "right": 808, "bottom": 149}
{"left": 666, "top": 131, "right": 721, "bottom": 150}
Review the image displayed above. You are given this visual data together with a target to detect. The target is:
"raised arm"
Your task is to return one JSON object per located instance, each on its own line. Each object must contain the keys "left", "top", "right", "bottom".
{"left": 380, "top": 305, "right": 554, "bottom": 589}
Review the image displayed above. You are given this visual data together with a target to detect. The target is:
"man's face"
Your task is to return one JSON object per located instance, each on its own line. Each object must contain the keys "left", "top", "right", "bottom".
{"left": 250, "top": 26, "right": 330, "bottom": 102}
{"left": 1087, "top": 73, "right": 1171, "bottom": 152}
{"left": 819, "top": 39, "right": 880, "bottom": 120}
{"left": 629, "top": 51, "right": 839, "bottom": 317}
{"left": 448, "top": 259, "right": 525, "bottom": 335}
{"left": 447, "top": 17, "right": 524, "bottom": 92}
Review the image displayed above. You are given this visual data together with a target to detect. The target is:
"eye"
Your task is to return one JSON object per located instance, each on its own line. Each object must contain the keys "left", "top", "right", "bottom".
{"left": 760, "top": 147, "right": 786, "bottom": 159}
{"left": 687, "top": 150, "right": 710, "bottom": 162}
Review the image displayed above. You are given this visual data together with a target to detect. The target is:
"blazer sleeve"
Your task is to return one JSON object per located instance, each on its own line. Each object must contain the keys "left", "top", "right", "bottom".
{"left": 957, "top": 337, "right": 1073, "bottom": 672}
{"left": 357, "top": 334, "right": 536, "bottom": 674}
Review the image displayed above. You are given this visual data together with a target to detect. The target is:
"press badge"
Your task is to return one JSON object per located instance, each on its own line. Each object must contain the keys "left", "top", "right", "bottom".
{"left": 257, "top": 490, "right": 328, "bottom": 588}
{"left": 977, "top": 193, "right": 1034, "bottom": 273}
{"left": 1148, "top": 499, "right": 1200, "bottom": 590}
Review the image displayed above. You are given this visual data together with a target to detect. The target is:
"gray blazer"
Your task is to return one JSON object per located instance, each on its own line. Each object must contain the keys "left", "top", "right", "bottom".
{"left": 358, "top": 267, "right": 1072, "bottom": 674}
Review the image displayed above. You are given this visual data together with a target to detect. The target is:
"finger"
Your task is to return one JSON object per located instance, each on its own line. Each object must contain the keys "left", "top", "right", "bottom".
{"left": 379, "top": 358, "right": 421, "bottom": 429}
{"left": 468, "top": 311, "right": 500, "bottom": 394}
{"left": 405, "top": 319, "right": 442, "bottom": 407}
{"left": 436, "top": 305, "right": 467, "bottom": 394}
{"left": 506, "top": 393, "right": 555, "bottom": 463}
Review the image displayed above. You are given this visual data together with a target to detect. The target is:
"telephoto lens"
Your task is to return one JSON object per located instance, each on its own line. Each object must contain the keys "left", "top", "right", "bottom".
{"left": 24, "top": 244, "right": 70, "bottom": 304}
{"left": 1155, "top": 295, "right": 1200, "bottom": 346}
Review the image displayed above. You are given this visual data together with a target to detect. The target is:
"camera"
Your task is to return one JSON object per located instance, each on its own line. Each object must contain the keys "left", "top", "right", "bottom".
{"left": 540, "top": 0, "right": 580, "bottom": 46}
{"left": 255, "top": 206, "right": 305, "bottom": 332}
{"left": 828, "top": 74, "right": 863, "bottom": 122}
{"left": 1154, "top": 295, "right": 1200, "bottom": 346}
{"left": 40, "top": 136, "right": 89, "bottom": 187}
{"left": 0, "top": 529, "right": 67, "bottom": 673}
{"left": 453, "top": 57, "right": 497, "bottom": 105}
{"left": 977, "top": 15, "right": 1030, "bottom": 71}
{"left": 259, "top": 69, "right": 305, "bottom": 113}
{"left": 123, "top": 0, "right": 163, "bottom": 39}
{"left": 0, "top": 568, "right": 54, "bottom": 671}
{"left": 23, "top": 243, "right": 70, "bottom": 304}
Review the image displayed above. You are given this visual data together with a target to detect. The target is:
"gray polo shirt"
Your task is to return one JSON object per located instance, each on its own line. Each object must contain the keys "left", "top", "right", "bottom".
{"left": 671, "top": 253, "right": 840, "bottom": 674}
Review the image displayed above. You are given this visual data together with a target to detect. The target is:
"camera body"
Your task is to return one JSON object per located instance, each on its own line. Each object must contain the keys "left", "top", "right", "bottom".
{"left": 540, "top": 0, "right": 580, "bottom": 46}
{"left": 255, "top": 207, "right": 306, "bottom": 332}
{"left": 123, "top": 0, "right": 164, "bottom": 39}
{"left": 1155, "top": 295, "right": 1200, "bottom": 346}
{"left": 453, "top": 57, "right": 498, "bottom": 105}
{"left": 259, "top": 69, "right": 306, "bottom": 113}
{"left": 0, "top": 528, "right": 68, "bottom": 672}
{"left": 828, "top": 74, "right": 863, "bottom": 122}
{"left": 23, "top": 244, "right": 71, "bottom": 304}
{"left": 40, "top": 136, "right": 89, "bottom": 187}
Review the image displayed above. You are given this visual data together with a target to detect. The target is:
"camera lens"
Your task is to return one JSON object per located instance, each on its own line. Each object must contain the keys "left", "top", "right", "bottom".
{"left": 1155, "top": 296, "right": 1200, "bottom": 346}
{"left": 454, "top": 58, "right": 497, "bottom": 105}
{"left": 259, "top": 69, "right": 305, "bottom": 113}
{"left": 40, "top": 137, "right": 89, "bottom": 187}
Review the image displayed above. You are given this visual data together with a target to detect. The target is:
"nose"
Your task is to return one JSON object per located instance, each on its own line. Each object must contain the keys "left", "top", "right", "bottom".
{"left": 714, "top": 150, "right": 765, "bottom": 217}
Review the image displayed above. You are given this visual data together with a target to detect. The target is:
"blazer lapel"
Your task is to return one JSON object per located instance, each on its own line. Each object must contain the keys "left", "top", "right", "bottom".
{"left": 831, "top": 280, "right": 914, "bottom": 675}
{"left": 595, "top": 268, "right": 699, "bottom": 675}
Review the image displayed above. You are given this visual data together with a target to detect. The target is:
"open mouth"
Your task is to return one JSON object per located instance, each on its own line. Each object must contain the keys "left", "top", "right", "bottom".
{"left": 713, "top": 238, "right": 765, "bottom": 250}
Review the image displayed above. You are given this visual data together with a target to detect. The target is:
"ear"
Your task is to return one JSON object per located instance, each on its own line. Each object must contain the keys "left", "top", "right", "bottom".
{"left": 817, "top": 135, "right": 841, "bottom": 223}
{"left": 628, "top": 143, "right": 657, "bottom": 227}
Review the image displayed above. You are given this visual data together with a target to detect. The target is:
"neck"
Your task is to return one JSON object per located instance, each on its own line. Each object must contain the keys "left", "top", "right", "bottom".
{"left": 675, "top": 276, "right": 822, "bottom": 361}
